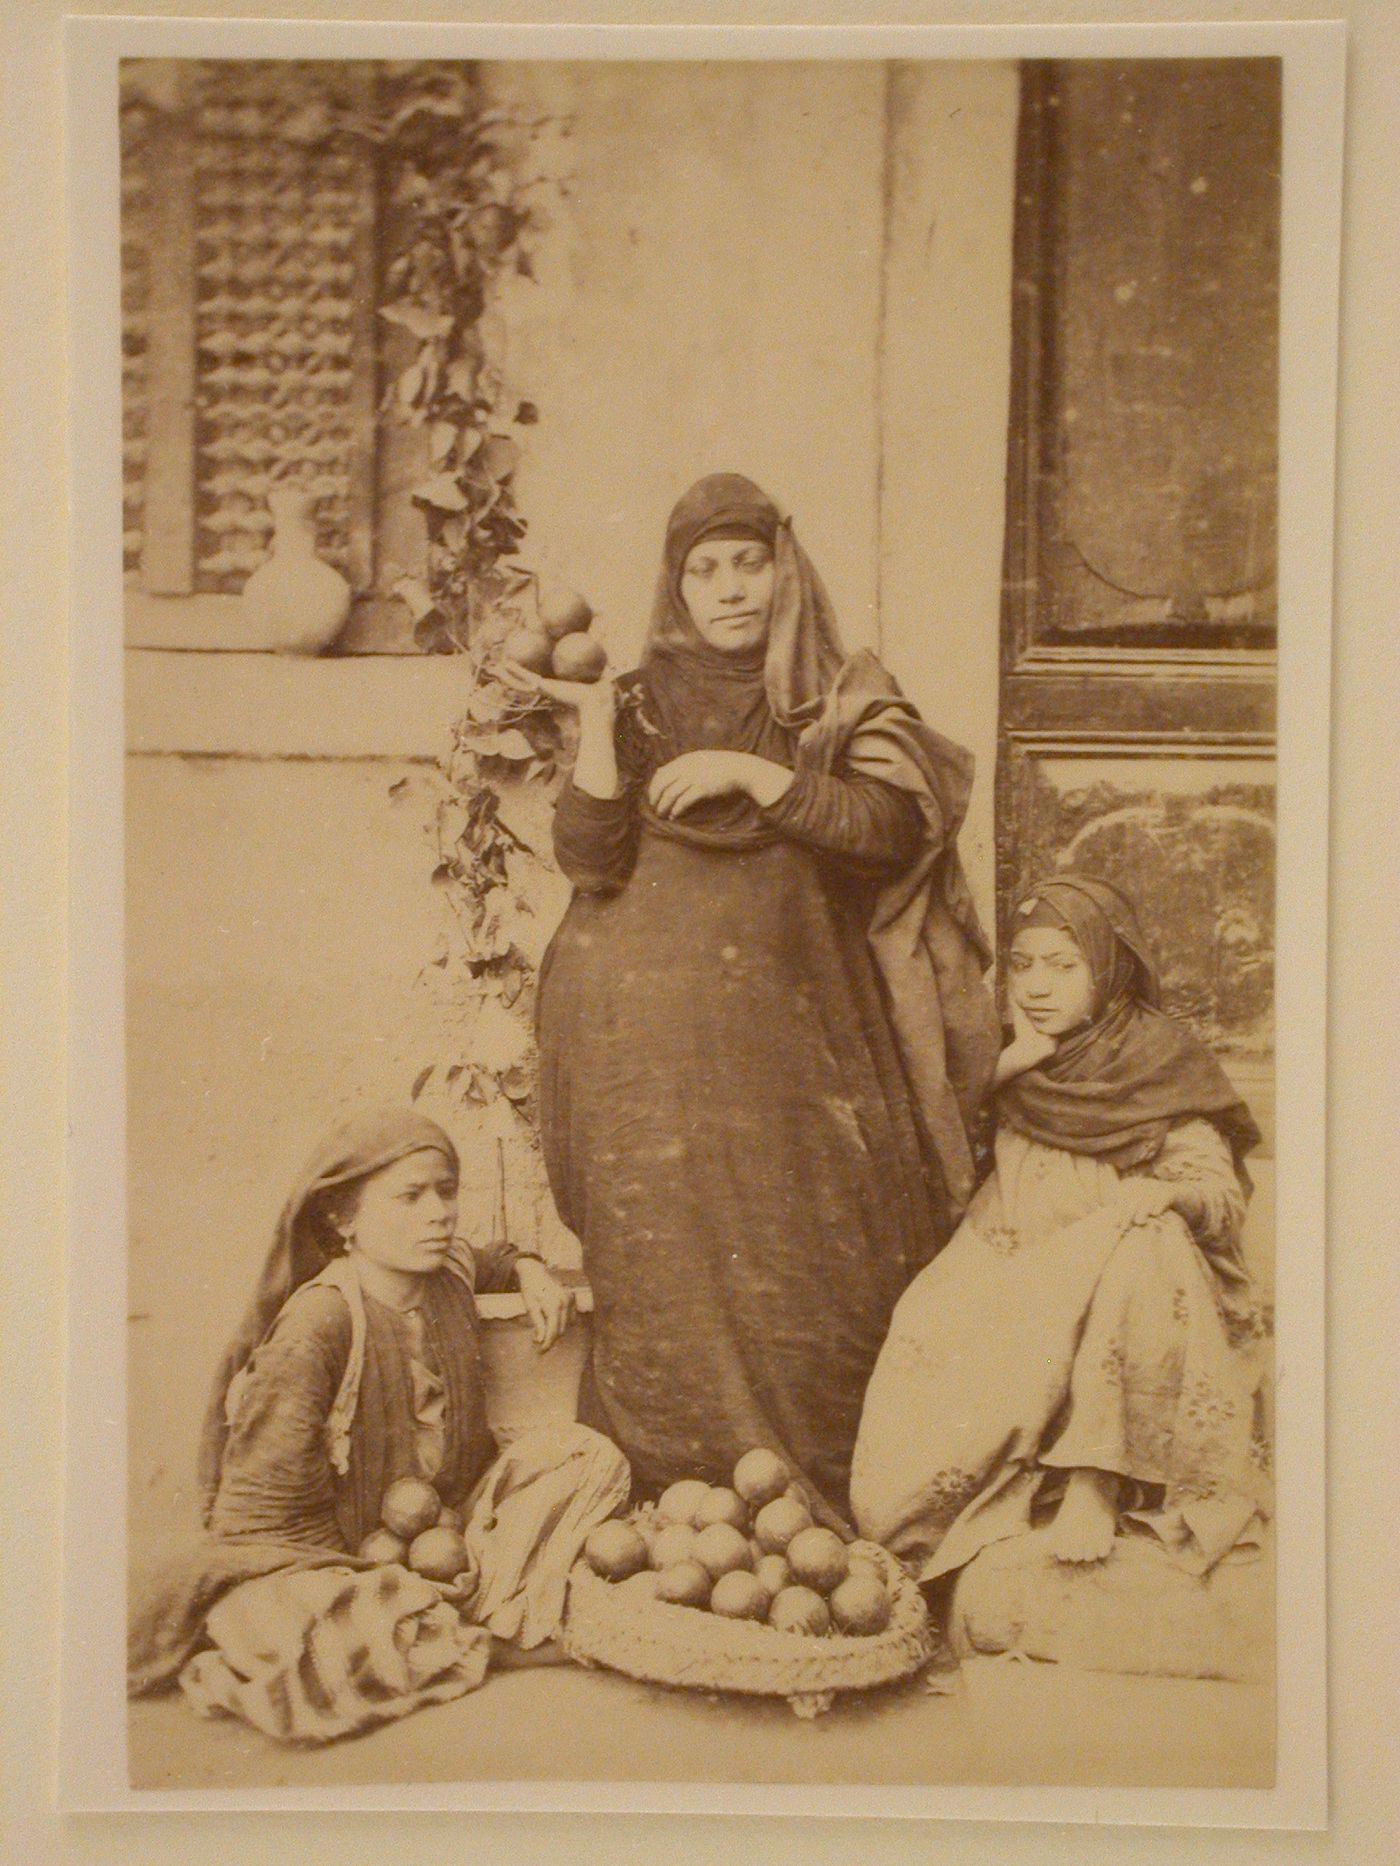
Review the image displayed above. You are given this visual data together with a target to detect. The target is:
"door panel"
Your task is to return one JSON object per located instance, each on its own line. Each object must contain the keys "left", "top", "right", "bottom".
{"left": 997, "top": 59, "right": 1280, "bottom": 1143}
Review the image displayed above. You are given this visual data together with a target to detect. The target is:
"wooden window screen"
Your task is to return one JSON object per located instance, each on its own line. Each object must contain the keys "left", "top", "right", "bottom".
{"left": 119, "top": 60, "right": 379, "bottom": 607}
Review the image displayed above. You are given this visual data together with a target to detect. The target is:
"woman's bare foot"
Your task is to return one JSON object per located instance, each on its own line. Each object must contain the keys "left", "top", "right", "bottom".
{"left": 1048, "top": 1468, "right": 1120, "bottom": 1563}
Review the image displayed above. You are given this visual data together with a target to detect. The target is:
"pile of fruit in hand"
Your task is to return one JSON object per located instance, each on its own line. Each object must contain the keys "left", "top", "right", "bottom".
{"left": 581, "top": 1449, "right": 893, "bottom": 1637}
{"left": 357, "top": 1476, "right": 477, "bottom": 1592}
{"left": 503, "top": 577, "right": 607, "bottom": 684}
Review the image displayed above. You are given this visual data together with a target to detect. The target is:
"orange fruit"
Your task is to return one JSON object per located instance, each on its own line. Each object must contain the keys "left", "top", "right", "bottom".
{"left": 551, "top": 633, "right": 606, "bottom": 682}
{"left": 407, "top": 1524, "right": 473, "bottom": 1584}
{"left": 829, "top": 1571, "right": 892, "bottom": 1636}
{"left": 693, "top": 1522, "right": 753, "bottom": 1580}
{"left": 846, "top": 1552, "right": 884, "bottom": 1593}
{"left": 694, "top": 1486, "right": 749, "bottom": 1533}
{"left": 502, "top": 623, "right": 553, "bottom": 674}
{"left": 381, "top": 1476, "right": 442, "bottom": 1540}
{"left": 584, "top": 1519, "right": 650, "bottom": 1581}
{"left": 733, "top": 1448, "right": 790, "bottom": 1509}
{"left": 753, "top": 1553, "right": 791, "bottom": 1602}
{"left": 768, "top": 1585, "right": 832, "bottom": 1636}
{"left": 649, "top": 1523, "right": 699, "bottom": 1570}
{"left": 357, "top": 1527, "right": 408, "bottom": 1565}
{"left": 709, "top": 1570, "right": 771, "bottom": 1621}
{"left": 753, "top": 1493, "right": 813, "bottom": 1554}
{"left": 654, "top": 1559, "right": 712, "bottom": 1608}
{"left": 535, "top": 580, "right": 594, "bottom": 640}
{"left": 786, "top": 1526, "right": 850, "bottom": 1596}
{"left": 657, "top": 1479, "right": 711, "bottom": 1527}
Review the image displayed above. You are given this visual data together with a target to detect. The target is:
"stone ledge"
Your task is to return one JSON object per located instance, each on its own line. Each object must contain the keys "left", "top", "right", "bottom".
{"left": 948, "top": 1527, "right": 1273, "bottom": 1683}
{"left": 125, "top": 646, "right": 475, "bottom": 760}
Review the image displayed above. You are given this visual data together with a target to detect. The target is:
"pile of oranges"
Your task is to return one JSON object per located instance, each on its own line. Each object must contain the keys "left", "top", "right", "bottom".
{"left": 582, "top": 1449, "right": 892, "bottom": 1638}
{"left": 358, "top": 1477, "right": 476, "bottom": 1588}
{"left": 502, "top": 578, "right": 607, "bottom": 683}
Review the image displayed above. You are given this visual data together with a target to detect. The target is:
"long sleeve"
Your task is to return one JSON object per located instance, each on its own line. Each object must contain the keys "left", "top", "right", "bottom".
{"left": 551, "top": 780, "right": 641, "bottom": 894}
{"left": 207, "top": 1286, "right": 350, "bottom": 1550}
{"left": 472, "top": 1234, "right": 522, "bottom": 1295}
{"left": 1131, "top": 1117, "right": 1255, "bottom": 1329}
{"left": 760, "top": 765, "right": 926, "bottom": 872}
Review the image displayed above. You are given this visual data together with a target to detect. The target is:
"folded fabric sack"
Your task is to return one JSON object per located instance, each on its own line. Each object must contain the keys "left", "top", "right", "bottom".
{"left": 180, "top": 1562, "right": 492, "bottom": 1744}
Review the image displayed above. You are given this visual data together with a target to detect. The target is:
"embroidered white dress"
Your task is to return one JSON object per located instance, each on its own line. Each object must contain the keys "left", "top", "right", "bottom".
{"left": 850, "top": 1119, "right": 1265, "bottom": 1583}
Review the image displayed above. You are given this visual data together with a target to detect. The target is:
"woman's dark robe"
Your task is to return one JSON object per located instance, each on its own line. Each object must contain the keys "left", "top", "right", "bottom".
{"left": 537, "top": 659, "right": 944, "bottom": 1523}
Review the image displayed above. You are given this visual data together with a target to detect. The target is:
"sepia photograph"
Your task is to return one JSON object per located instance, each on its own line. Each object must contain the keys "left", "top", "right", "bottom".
{"left": 53, "top": 14, "right": 1342, "bottom": 1822}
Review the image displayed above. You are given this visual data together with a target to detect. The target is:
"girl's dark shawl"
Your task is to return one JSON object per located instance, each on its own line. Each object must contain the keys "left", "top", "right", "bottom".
{"left": 995, "top": 876, "right": 1262, "bottom": 1172}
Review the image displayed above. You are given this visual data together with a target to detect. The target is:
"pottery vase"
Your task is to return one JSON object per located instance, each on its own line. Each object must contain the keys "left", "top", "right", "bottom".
{"left": 240, "top": 488, "right": 352, "bottom": 654}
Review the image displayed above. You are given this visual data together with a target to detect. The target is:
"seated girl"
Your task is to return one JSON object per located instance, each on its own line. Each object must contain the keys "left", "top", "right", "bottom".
{"left": 850, "top": 876, "right": 1266, "bottom": 1587}
{"left": 128, "top": 1106, "right": 629, "bottom": 1743}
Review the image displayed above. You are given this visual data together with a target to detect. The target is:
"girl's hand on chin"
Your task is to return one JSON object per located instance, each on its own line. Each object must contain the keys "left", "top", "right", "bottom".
{"left": 994, "top": 999, "right": 1059, "bottom": 1082}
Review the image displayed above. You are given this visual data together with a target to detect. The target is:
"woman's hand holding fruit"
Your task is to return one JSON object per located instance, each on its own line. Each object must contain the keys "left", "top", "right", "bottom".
{"left": 502, "top": 658, "right": 620, "bottom": 800}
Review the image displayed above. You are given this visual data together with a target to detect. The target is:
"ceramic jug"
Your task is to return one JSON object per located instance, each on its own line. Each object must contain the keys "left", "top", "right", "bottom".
{"left": 240, "top": 487, "right": 352, "bottom": 654}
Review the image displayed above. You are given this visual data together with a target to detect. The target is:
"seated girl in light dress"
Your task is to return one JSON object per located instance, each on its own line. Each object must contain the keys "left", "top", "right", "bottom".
{"left": 851, "top": 876, "right": 1266, "bottom": 1584}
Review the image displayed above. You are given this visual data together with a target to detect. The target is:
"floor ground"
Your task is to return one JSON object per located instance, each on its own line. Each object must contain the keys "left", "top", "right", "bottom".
{"left": 128, "top": 1654, "right": 1273, "bottom": 1793}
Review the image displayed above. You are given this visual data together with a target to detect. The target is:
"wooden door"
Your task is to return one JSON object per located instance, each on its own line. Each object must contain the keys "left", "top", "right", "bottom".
{"left": 997, "top": 58, "right": 1280, "bottom": 1155}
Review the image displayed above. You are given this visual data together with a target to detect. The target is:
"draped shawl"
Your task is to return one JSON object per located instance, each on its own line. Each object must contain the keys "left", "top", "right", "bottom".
{"left": 995, "top": 876, "right": 1262, "bottom": 1172}
{"left": 638, "top": 473, "right": 1000, "bottom": 1211}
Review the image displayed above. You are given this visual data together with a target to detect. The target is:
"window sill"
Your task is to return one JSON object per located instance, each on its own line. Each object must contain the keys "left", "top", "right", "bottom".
{"left": 126, "top": 645, "right": 474, "bottom": 760}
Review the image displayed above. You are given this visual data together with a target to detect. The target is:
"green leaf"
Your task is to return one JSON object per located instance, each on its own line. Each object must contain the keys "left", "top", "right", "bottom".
{"left": 391, "top": 575, "right": 436, "bottom": 621}
{"left": 397, "top": 359, "right": 426, "bottom": 407}
{"left": 413, "top": 473, "right": 469, "bottom": 512}
{"left": 471, "top": 728, "right": 534, "bottom": 761}
{"left": 446, "top": 360, "right": 477, "bottom": 402}
{"left": 388, "top": 94, "right": 467, "bottom": 136}
{"left": 478, "top": 434, "right": 519, "bottom": 481}
{"left": 379, "top": 301, "right": 455, "bottom": 341}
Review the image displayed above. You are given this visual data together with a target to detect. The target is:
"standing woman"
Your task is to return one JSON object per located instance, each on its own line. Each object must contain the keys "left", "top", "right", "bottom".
{"left": 517, "top": 474, "right": 999, "bottom": 1524}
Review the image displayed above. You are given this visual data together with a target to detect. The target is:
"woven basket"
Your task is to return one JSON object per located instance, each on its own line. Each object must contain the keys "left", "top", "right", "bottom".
{"left": 561, "top": 1539, "right": 934, "bottom": 1714}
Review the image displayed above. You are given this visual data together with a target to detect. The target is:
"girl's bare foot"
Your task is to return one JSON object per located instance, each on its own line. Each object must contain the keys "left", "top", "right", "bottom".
{"left": 1048, "top": 1468, "right": 1120, "bottom": 1563}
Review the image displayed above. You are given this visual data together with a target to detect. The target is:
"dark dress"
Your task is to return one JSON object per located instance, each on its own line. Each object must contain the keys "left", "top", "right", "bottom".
{"left": 537, "top": 661, "right": 942, "bottom": 1522}
{"left": 128, "top": 1255, "right": 511, "bottom": 1696}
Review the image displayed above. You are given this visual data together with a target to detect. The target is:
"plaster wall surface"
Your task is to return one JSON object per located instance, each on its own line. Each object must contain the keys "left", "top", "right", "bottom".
{"left": 126, "top": 60, "right": 1021, "bottom": 1556}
